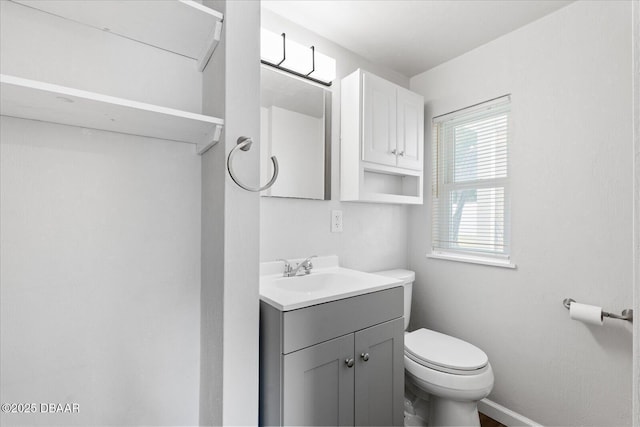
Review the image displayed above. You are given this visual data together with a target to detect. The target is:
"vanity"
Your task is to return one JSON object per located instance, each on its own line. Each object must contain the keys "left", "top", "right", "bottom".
{"left": 259, "top": 256, "right": 405, "bottom": 426}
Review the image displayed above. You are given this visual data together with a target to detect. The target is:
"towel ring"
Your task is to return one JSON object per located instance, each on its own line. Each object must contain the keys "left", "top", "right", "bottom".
{"left": 227, "top": 136, "right": 278, "bottom": 192}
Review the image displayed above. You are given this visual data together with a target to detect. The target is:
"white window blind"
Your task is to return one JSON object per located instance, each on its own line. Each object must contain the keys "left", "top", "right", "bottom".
{"left": 432, "top": 96, "right": 511, "bottom": 261}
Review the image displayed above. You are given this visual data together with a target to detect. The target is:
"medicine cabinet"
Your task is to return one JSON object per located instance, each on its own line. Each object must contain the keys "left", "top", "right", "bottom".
{"left": 260, "top": 66, "right": 331, "bottom": 200}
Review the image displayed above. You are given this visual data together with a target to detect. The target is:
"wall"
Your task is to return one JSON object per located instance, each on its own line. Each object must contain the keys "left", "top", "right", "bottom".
{"left": 633, "top": 1, "right": 640, "bottom": 424}
{"left": 200, "top": 1, "right": 261, "bottom": 426}
{"left": 0, "top": 2, "right": 202, "bottom": 425}
{"left": 260, "top": 10, "right": 410, "bottom": 272}
{"left": 408, "top": 1, "right": 633, "bottom": 425}
{"left": 200, "top": 0, "right": 226, "bottom": 423}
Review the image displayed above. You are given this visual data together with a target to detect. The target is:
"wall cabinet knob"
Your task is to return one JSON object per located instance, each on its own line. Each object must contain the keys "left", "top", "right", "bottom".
{"left": 345, "top": 358, "right": 355, "bottom": 368}
{"left": 391, "top": 149, "right": 397, "bottom": 155}
{"left": 399, "top": 151, "right": 405, "bottom": 157}
{"left": 360, "top": 353, "right": 370, "bottom": 362}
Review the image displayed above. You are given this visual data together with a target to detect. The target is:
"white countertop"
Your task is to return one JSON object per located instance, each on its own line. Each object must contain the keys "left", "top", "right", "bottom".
{"left": 259, "top": 256, "right": 403, "bottom": 311}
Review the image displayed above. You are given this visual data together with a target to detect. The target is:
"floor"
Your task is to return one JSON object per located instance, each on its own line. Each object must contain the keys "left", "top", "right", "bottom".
{"left": 479, "top": 413, "right": 507, "bottom": 427}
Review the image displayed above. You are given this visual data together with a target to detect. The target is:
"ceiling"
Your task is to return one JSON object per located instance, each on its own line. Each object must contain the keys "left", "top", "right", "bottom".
{"left": 261, "top": 0, "right": 573, "bottom": 77}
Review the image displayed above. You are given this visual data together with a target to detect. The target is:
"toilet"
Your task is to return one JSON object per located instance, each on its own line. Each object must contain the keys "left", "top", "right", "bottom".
{"left": 374, "top": 269, "right": 494, "bottom": 427}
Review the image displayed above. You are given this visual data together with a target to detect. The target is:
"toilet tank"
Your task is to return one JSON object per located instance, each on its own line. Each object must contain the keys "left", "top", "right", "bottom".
{"left": 373, "top": 269, "right": 415, "bottom": 330}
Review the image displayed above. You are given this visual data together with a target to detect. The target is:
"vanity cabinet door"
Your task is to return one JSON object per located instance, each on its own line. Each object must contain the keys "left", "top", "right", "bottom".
{"left": 283, "top": 334, "right": 355, "bottom": 426}
{"left": 362, "top": 71, "right": 397, "bottom": 167}
{"left": 354, "top": 318, "right": 404, "bottom": 427}
{"left": 396, "top": 87, "right": 424, "bottom": 171}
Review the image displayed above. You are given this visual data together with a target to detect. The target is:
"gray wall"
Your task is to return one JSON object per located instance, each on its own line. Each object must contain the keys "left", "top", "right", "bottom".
{"left": 259, "top": 10, "right": 411, "bottom": 272}
{"left": 0, "top": 2, "right": 202, "bottom": 425}
{"left": 408, "top": 1, "right": 633, "bottom": 425}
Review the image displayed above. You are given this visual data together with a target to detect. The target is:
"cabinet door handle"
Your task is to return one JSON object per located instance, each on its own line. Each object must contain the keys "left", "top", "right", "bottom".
{"left": 360, "top": 353, "right": 370, "bottom": 362}
{"left": 391, "top": 149, "right": 397, "bottom": 155}
{"left": 398, "top": 151, "right": 405, "bottom": 157}
{"left": 345, "top": 358, "right": 355, "bottom": 368}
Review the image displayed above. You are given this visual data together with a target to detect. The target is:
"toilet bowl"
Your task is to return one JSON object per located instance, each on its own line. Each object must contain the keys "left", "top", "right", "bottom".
{"left": 374, "top": 270, "right": 494, "bottom": 427}
{"left": 405, "top": 328, "right": 494, "bottom": 426}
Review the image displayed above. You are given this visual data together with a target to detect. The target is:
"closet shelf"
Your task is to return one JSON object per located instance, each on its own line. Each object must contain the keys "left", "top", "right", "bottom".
{"left": 12, "top": 0, "right": 223, "bottom": 71}
{"left": 0, "top": 74, "right": 224, "bottom": 154}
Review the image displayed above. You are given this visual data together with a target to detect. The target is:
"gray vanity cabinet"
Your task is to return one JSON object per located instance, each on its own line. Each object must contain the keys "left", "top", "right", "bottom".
{"left": 259, "top": 286, "right": 404, "bottom": 427}
{"left": 283, "top": 334, "right": 355, "bottom": 426}
{"left": 354, "top": 318, "right": 404, "bottom": 426}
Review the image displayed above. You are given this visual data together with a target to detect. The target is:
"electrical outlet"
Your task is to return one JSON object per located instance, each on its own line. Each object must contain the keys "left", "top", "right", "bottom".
{"left": 331, "top": 210, "right": 343, "bottom": 233}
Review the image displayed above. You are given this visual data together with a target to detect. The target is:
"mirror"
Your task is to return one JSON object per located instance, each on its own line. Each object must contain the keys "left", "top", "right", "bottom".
{"left": 260, "top": 66, "right": 331, "bottom": 200}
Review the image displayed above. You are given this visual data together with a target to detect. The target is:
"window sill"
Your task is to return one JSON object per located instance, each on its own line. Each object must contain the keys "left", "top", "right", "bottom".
{"left": 426, "top": 252, "right": 517, "bottom": 269}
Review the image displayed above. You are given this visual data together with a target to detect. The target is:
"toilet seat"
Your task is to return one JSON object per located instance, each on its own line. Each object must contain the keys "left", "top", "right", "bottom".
{"left": 404, "top": 328, "right": 488, "bottom": 375}
{"left": 404, "top": 351, "right": 490, "bottom": 376}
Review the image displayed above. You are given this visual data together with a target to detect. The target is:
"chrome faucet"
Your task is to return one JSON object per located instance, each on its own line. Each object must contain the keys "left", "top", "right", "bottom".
{"left": 278, "top": 255, "right": 317, "bottom": 277}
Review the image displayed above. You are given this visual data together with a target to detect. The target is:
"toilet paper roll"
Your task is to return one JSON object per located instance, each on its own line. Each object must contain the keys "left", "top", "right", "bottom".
{"left": 569, "top": 302, "right": 603, "bottom": 326}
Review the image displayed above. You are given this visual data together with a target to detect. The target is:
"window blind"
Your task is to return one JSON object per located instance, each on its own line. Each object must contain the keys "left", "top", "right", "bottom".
{"left": 432, "top": 96, "right": 511, "bottom": 259}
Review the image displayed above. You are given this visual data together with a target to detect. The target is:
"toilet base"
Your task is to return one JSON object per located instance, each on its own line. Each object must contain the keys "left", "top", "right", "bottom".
{"left": 405, "top": 372, "right": 484, "bottom": 427}
{"left": 404, "top": 383, "right": 429, "bottom": 426}
{"left": 428, "top": 396, "right": 480, "bottom": 427}
{"left": 404, "top": 392, "right": 481, "bottom": 427}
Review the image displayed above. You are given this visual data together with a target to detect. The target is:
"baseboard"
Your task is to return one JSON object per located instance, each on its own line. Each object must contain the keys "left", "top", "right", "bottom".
{"left": 478, "top": 398, "right": 542, "bottom": 427}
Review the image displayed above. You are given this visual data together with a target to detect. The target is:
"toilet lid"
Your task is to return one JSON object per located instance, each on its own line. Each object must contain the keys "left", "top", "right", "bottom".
{"left": 404, "top": 329, "right": 488, "bottom": 372}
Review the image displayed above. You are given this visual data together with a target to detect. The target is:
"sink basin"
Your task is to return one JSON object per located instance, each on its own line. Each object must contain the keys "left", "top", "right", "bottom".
{"left": 259, "top": 257, "right": 403, "bottom": 311}
{"left": 269, "top": 273, "right": 348, "bottom": 294}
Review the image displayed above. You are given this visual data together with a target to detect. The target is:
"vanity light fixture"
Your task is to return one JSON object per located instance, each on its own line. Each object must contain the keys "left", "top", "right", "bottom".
{"left": 260, "top": 29, "right": 336, "bottom": 86}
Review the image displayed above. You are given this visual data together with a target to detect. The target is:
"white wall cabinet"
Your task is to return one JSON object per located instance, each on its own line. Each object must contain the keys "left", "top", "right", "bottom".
{"left": 260, "top": 287, "right": 405, "bottom": 426}
{"left": 341, "top": 69, "right": 424, "bottom": 204}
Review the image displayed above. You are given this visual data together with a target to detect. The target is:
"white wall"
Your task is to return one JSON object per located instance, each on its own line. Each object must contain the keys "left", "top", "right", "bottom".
{"left": 408, "top": 1, "right": 633, "bottom": 425}
{"left": 1, "top": 2, "right": 202, "bottom": 425}
{"left": 200, "top": 1, "right": 261, "bottom": 425}
{"left": 199, "top": 1, "right": 226, "bottom": 423}
{"left": 260, "top": 9, "right": 411, "bottom": 272}
{"left": 633, "top": 1, "right": 640, "bottom": 424}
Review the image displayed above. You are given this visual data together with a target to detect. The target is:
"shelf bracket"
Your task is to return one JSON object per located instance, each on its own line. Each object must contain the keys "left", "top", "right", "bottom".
{"left": 197, "top": 19, "right": 223, "bottom": 72}
{"left": 197, "top": 123, "right": 224, "bottom": 155}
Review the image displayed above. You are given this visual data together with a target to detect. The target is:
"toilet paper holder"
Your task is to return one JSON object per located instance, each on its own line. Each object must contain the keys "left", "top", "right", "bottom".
{"left": 563, "top": 298, "right": 633, "bottom": 322}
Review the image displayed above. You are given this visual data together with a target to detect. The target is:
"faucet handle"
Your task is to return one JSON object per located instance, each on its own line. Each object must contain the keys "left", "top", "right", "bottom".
{"left": 302, "top": 255, "right": 317, "bottom": 274}
{"left": 277, "top": 258, "right": 292, "bottom": 276}
{"left": 303, "top": 262, "right": 313, "bottom": 274}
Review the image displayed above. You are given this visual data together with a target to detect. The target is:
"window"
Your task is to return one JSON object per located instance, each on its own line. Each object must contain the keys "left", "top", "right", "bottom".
{"left": 430, "top": 96, "right": 513, "bottom": 267}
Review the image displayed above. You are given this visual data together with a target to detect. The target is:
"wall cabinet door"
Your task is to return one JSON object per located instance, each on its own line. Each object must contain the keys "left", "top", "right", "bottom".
{"left": 354, "top": 318, "right": 405, "bottom": 427}
{"left": 283, "top": 334, "right": 355, "bottom": 426}
{"left": 396, "top": 87, "right": 424, "bottom": 171}
{"left": 362, "top": 72, "right": 397, "bottom": 167}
